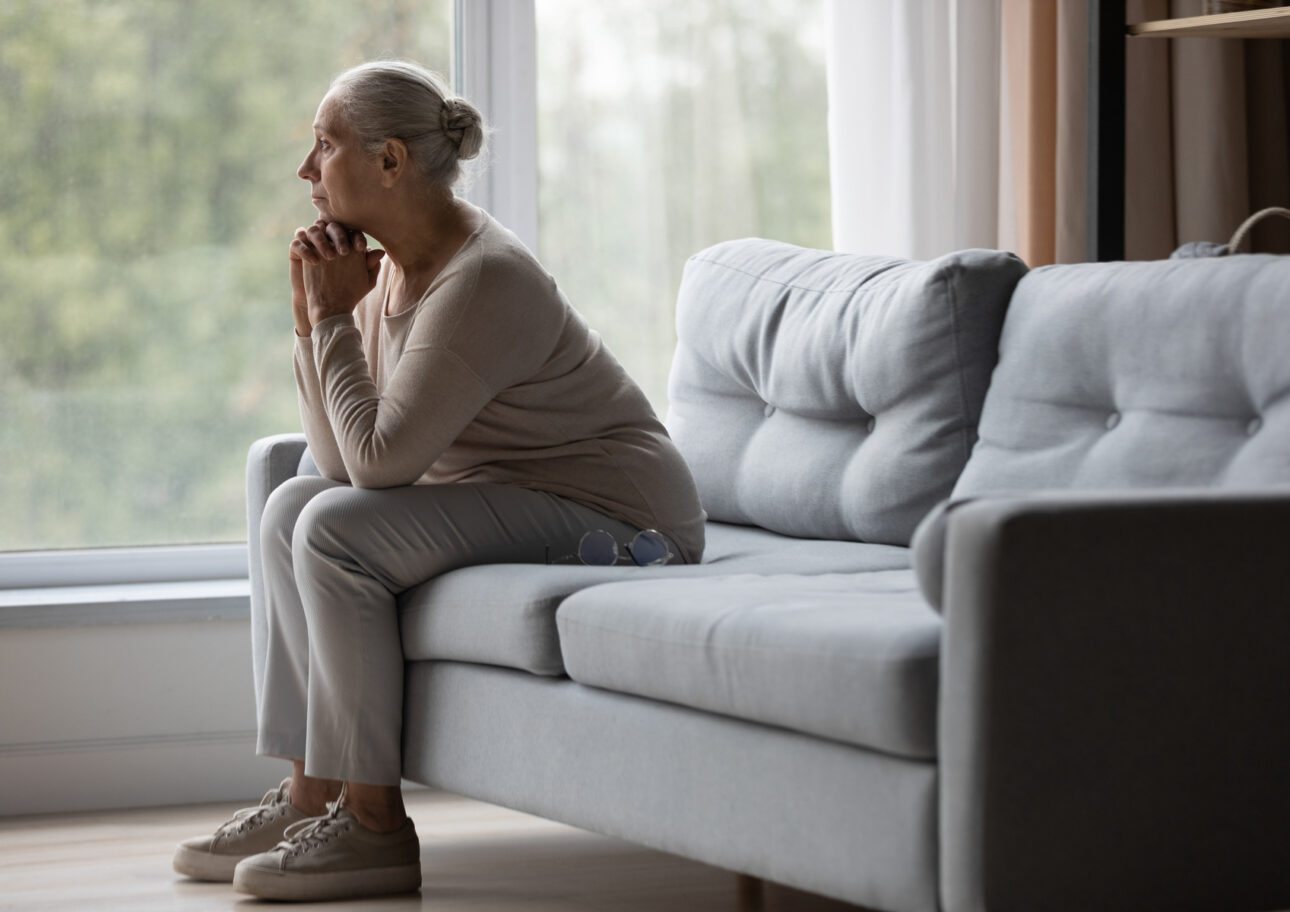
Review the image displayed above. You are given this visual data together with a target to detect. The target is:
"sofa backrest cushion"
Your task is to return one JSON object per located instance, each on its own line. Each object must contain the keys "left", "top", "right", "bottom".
{"left": 666, "top": 239, "right": 1027, "bottom": 546}
{"left": 954, "top": 255, "right": 1290, "bottom": 497}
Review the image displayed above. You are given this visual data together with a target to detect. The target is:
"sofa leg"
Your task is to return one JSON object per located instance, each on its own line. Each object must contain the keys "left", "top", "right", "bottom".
{"left": 735, "top": 873, "right": 765, "bottom": 911}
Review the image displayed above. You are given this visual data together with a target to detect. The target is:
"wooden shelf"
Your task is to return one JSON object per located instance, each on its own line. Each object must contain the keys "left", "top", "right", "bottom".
{"left": 1129, "top": 7, "right": 1290, "bottom": 38}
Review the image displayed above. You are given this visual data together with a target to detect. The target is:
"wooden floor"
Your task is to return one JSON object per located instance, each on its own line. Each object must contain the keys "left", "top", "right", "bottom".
{"left": 0, "top": 787, "right": 870, "bottom": 911}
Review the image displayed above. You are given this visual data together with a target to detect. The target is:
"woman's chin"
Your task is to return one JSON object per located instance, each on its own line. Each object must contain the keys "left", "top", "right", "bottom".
{"left": 309, "top": 200, "right": 364, "bottom": 234}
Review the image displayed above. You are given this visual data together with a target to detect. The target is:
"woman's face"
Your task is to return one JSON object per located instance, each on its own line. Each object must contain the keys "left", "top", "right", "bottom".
{"left": 297, "top": 92, "right": 381, "bottom": 227}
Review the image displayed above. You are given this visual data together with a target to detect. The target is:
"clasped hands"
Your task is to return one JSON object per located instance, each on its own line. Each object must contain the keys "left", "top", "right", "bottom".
{"left": 290, "top": 219, "right": 386, "bottom": 336}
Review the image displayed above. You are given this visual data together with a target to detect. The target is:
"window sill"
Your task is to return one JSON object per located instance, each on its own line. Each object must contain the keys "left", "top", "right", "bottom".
{"left": 0, "top": 544, "right": 248, "bottom": 589}
{"left": 0, "top": 578, "right": 250, "bottom": 628}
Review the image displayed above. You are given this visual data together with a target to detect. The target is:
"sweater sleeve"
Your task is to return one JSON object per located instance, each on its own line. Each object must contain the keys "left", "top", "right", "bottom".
{"left": 293, "top": 332, "right": 350, "bottom": 483}
{"left": 310, "top": 312, "right": 498, "bottom": 489}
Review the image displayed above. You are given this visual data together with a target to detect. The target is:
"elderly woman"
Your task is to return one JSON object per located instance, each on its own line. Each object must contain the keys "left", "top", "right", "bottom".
{"left": 172, "top": 60, "right": 705, "bottom": 902}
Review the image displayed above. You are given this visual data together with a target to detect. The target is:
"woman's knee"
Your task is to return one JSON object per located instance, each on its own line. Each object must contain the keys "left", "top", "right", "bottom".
{"left": 262, "top": 476, "right": 344, "bottom": 558}
{"left": 291, "top": 486, "right": 452, "bottom": 593}
{"left": 290, "top": 486, "right": 380, "bottom": 570}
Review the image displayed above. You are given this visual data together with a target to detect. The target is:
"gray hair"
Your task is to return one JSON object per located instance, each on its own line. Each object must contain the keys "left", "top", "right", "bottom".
{"left": 329, "top": 61, "right": 486, "bottom": 189}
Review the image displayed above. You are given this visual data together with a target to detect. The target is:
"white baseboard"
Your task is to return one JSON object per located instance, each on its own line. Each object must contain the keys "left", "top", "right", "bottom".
{"left": 0, "top": 729, "right": 284, "bottom": 816}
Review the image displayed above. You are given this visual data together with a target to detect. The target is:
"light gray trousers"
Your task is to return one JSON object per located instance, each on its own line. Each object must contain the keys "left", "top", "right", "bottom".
{"left": 251, "top": 476, "right": 641, "bottom": 786}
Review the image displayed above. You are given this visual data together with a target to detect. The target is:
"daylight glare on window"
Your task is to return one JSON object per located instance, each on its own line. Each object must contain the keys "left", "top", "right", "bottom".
{"left": 0, "top": 1, "right": 451, "bottom": 551}
{"left": 535, "top": 0, "right": 831, "bottom": 412}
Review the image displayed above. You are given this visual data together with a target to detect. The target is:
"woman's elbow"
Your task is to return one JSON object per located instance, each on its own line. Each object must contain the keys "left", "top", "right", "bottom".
{"left": 310, "top": 453, "right": 351, "bottom": 485}
{"left": 341, "top": 434, "right": 431, "bottom": 488}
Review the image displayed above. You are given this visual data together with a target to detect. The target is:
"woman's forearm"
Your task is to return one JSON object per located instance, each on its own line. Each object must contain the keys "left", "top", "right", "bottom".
{"left": 311, "top": 316, "right": 495, "bottom": 489}
{"left": 294, "top": 336, "right": 351, "bottom": 483}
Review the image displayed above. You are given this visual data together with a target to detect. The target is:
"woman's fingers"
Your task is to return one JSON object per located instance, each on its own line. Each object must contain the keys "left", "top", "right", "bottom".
{"left": 290, "top": 220, "right": 366, "bottom": 266}
{"left": 324, "top": 220, "right": 351, "bottom": 256}
{"left": 291, "top": 227, "right": 321, "bottom": 264}
{"left": 306, "top": 222, "right": 337, "bottom": 259}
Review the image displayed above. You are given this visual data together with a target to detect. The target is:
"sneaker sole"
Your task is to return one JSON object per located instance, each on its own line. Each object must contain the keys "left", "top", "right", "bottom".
{"left": 172, "top": 845, "right": 243, "bottom": 882}
{"left": 233, "top": 861, "right": 422, "bottom": 901}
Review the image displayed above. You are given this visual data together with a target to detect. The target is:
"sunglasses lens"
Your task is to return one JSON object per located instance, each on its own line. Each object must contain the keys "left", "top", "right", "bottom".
{"left": 577, "top": 529, "right": 619, "bottom": 566}
{"left": 629, "top": 530, "right": 671, "bottom": 566}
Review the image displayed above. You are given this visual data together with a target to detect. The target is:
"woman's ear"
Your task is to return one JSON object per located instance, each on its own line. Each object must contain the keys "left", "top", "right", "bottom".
{"left": 380, "top": 138, "right": 409, "bottom": 187}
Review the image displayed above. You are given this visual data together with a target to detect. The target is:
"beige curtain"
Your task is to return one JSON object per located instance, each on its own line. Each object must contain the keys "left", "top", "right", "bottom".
{"left": 1003, "top": 0, "right": 1290, "bottom": 266}
{"left": 1003, "top": 0, "right": 1059, "bottom": 266}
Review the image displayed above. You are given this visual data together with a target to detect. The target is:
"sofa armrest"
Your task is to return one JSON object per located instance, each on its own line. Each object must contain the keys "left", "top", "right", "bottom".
{"left": 246, "top": 434, "right": 309, "bottom": 547}
{"left": 938, "top": 490, "right": 1290, "bottom": 912}
{"left": 246, "top": 434, "right": 307, "bottom": 710}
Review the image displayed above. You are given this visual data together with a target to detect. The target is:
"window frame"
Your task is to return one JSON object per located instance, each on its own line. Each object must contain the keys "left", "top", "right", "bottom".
{"left": 455, "top": 0, "right": 539, "bottom": 252}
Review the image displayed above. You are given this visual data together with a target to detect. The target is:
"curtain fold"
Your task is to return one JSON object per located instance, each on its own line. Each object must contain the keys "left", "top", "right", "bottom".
{"left": 826, "top": 0, "right": 999, "bottom": 259}
{"left": 1055, "top": 0, "right": 1088, "bottom": 263}
{"left": 1003, "top": 0, "right": 1057, "bottom": 267}
{"left": 951, "top": 0, "right": 1003, "bottom": 251}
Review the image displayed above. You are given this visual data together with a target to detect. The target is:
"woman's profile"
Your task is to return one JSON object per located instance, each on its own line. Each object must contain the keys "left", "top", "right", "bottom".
{"left": 171, "top": 59, "right": 705, "bottom": 903}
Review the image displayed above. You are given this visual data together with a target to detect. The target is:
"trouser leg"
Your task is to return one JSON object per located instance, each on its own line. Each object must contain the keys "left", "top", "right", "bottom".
{"left": 291, "top": 482, "right": 640, "bottom": 787}
{"left": 254, "top": 475, "right": 345, "bottom": 763}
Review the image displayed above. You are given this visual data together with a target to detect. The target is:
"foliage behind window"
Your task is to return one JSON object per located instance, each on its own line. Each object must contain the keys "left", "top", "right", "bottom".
{"left": 0, "top": 0, "right": 450, "bottom": 550}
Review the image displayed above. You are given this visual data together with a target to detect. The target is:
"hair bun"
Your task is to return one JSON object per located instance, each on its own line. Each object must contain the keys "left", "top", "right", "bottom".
{"left": 439, "top": 97, "right": 484, "bottom": 161}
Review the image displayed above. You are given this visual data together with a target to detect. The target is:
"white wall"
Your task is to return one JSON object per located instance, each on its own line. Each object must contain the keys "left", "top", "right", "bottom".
{"left": 0, "top": 615, "right": 282, "bottom": 816}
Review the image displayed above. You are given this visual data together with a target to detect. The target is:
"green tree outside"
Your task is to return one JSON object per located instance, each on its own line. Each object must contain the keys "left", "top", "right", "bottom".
{"left": 0, "top": 0, "right": 450, "bottom": 550}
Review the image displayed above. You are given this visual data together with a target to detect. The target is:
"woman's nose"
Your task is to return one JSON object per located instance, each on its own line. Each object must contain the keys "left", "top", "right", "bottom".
{"left": 298, "top": 150, "right": 316, "bottom": 181}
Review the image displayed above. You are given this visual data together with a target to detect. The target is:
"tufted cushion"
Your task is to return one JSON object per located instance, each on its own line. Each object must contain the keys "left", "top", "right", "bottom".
{"left": 666, "top": 239, "right": 1027, "bottom": 546}
{"left": 954, "top": 255, "right": 1290, "bottom": 496}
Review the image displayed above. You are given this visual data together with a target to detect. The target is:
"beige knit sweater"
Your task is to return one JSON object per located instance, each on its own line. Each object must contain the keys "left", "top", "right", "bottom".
{"left": 293, "top": 212, "right": 706, "bottom": 563}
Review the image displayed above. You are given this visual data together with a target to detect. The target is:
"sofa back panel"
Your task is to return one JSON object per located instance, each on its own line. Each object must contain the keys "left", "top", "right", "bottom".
{"left": 667, "top": 239, "right": 1026, "bottom": 545}
{"left": 954, "top": 255, "right": 1290, "bottom": 497}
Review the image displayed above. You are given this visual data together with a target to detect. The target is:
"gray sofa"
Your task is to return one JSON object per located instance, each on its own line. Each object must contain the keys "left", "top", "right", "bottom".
{"left": 246, "top": 239, "right": 1290, "bottom": 912}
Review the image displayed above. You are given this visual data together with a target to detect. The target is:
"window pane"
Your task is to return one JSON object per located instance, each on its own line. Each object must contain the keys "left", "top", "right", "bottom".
{"left": 535, "top": 0, "right": 831, "bottom": 412}
{"left": 0, "top": 0, "right": 451, "bottom": 551}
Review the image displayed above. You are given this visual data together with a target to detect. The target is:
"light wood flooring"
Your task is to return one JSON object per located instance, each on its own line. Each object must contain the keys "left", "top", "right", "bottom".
{"left": 0, "top": 787, "right": 870, "bottom": 911}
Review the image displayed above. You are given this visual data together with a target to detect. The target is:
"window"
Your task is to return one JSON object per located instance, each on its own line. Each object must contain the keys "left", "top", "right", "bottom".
{"left": 1, "top": 1, "right": 829, "bottom": 555}
{"left": 534, "top": 0, "right": 831, "bottom": 411}
{"left": 0, "top": 1, "right": 451, "bottom": 552}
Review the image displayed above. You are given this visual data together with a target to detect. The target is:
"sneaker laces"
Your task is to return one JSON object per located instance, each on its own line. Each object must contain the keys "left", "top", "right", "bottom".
{"left": 217, "top": 778, "right": 291, "bottom": 836}
{"left": 278, "top": 785, "right": 350, "bottom": 856}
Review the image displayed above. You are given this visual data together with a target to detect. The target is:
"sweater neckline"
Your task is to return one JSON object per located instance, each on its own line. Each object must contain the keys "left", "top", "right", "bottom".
{"left": 381, "top": 210, "right": 490, "bottom": 321}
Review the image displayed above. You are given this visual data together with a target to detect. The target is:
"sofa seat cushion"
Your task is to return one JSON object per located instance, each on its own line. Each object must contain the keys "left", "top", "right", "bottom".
{"left": 555, "top": 570, "right": 940, "bottom": 758}
{"left": 399, "top": 522, "right": 911, "bottom": 677}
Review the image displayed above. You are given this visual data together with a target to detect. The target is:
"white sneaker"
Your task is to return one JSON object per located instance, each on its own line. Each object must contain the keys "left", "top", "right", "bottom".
{"left": 233, "top": 801, "right": 421, "bottom": 902}
{"left": 172, "top": 778, "right": 308, "bottom": 882}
